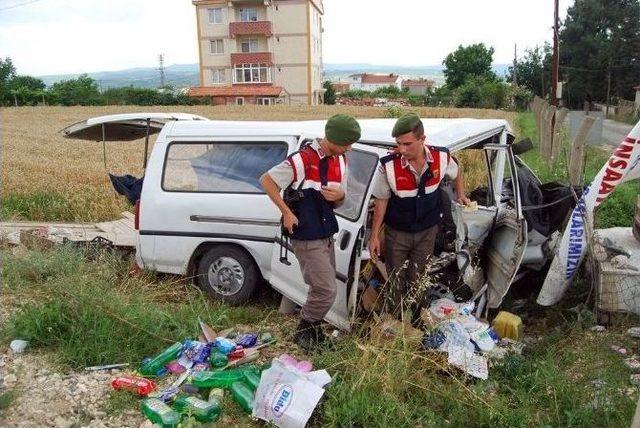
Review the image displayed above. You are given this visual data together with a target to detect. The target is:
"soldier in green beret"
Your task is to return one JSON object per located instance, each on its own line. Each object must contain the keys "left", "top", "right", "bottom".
{"left": 260, "top": 114, "right": 360, "bottom": 351}
{"left": 369, "top": 113, "right": 471, "bottom": 316}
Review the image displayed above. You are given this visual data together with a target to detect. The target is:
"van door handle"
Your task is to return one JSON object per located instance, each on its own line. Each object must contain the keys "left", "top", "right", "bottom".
{"left": 338, "top": 230, "right": 351, "bottom": 250}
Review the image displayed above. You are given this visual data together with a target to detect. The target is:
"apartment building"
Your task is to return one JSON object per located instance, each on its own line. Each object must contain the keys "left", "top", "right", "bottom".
{"left": 189, "top": 0, "right": 325, "bottom": 106}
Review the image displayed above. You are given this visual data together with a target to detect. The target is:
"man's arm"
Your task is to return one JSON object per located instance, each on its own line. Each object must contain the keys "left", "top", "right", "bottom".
{"left": 369, "top": 197, "right": 389, "bottom": 260}
{"left": 448, "top": 156, "right": 471, "bottom": 205}
{"left": 259, "top": 173, "right": 298, "bottom": 234}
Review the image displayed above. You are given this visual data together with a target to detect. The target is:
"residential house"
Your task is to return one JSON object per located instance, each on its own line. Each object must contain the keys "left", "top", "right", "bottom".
{"left": 348, "top": 73, "right": 402, "bottom": 91}
{"left": 402, "top": 78, "right": 436, "bottom": 95}
{"left": 189, "top": 0, "right": 325, "bottom": 105}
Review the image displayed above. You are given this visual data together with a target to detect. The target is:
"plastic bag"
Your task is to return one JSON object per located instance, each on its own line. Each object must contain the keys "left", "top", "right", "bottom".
{"left": 252, "top": 359, "right": 327, "bottom": 428}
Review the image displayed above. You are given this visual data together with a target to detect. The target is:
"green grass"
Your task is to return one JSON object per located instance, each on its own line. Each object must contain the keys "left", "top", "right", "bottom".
{"left": 0, "top": 191, "right": 74, "bottom": 221}
{"left": 515, "top": 113, "right": 639, "bottom": 228}
{"left": 2, "top": 235, "right": 639, "bottom": 426}
{"left": 0, "top": 390, "right": 18, "bottom": 412}
{"left": 1, "top": 245, "right": 274, "bottom": 369}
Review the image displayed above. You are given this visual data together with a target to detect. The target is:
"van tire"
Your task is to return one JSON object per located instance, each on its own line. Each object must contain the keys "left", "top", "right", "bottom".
{"left": 196, "top": 245, "right": 258, "bottom": 304}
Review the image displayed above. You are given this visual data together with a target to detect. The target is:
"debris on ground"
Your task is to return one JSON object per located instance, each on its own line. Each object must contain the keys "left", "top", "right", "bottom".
{"left": 590, "top": 325, "right": 607, "bottom": 333}
{"left": 611, "top": 345, "right": 629, "bottom": 356}
{"left": 9, "top": 339, "right": 28, "bottom": 354}
{"left": 93, "top": 319, "right": 332, "bottom": 427}
{"left": 417, "top": 297, "right": 524, "bottom": 379}
{"left": 627, "top": 327, "right": 640, "bottom": 338}
{"left": 624, "top": 357, "right": 640, "bottom": 372}
{"left": 253, "top": 357, "right": 332, "bottom": 428}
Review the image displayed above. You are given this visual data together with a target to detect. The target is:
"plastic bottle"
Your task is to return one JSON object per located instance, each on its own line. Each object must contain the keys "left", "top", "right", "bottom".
{"left": 209, "top": 351, "right": 228, "bottom": 368}
{"left": 243, "top": 370, "right": 261, "bottom": 390}
{"left": 140, "top": 398, "right": 181, "bottom": 428}
{"left": 111, "top": 375, "right": 157, "bottom": 396}
{"left": 139, "top": 342, "right": 183, "bottom": 376}
{"left": 230, "top": 381, "right": 255, "bottom": 414}
{"left": 173, "top": 395, "right": 220, "bottom": 423}
{"left": 190, "top": 369, "right": 245, "bottom": 388}
{"left": 208, "top": 388, "right": 225, "bottom": 402}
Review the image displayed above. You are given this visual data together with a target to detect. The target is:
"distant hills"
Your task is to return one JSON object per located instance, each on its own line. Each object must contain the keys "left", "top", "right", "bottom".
{"left": 38, "top": 63, "right": 511, "bottom": 89}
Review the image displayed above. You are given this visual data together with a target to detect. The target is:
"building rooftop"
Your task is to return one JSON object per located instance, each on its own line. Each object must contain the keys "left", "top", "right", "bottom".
{"left": 360, "top": 73, "right": 400, "bottom": 84}
{"left": 402, "top": 79, "right": 436, "bottom": 87}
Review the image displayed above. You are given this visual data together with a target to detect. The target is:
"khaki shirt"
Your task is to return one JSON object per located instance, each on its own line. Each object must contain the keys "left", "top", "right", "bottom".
{"left": 372, "top": 148, "right": 459, "bottom": 199}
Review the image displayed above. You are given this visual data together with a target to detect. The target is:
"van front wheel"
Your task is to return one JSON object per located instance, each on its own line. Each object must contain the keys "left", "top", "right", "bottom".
{"left": 196, "top": 245, "right": 258, "bottom": 304}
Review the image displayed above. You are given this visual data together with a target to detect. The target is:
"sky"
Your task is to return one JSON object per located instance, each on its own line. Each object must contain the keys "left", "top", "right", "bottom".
{"left": 0, "top": 0, "right": 572, "bottom": 76}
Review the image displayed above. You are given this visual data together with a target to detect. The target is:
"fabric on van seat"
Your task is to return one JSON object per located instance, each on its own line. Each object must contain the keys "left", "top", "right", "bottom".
{"left": 108, "top": 174, "right": 144, "bottom": 204}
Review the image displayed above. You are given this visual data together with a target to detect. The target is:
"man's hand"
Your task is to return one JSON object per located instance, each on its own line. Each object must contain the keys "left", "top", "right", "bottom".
{"left": 321, "top": 185, "right": 345, "bottom": 202}
{"left": 369, "top": 235, "right": 381, "bottom": 261}
{"left": 283, "top": 211, "right": 299, "bottom": 235}
{"left": 456, "top": 193, "right": 472, "bottom": 206}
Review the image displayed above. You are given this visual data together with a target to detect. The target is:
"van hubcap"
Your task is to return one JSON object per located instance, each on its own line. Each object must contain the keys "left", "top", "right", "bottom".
{"left": 208, "top": 257, "right": 245, "bottom": 296}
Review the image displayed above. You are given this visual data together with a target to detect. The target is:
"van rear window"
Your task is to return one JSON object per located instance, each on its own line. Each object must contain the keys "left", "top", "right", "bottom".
{"left": 162, "top": 142, "right": 287, "bottom": 193}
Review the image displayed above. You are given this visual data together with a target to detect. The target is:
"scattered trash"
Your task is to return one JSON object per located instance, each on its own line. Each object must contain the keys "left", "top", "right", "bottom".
{"left": 253, "top": 358, "right": 330, "bottom": 428}
{"left": 236, "top": 333, "right": 258, "bottom": 348}
{"left": 208, "top": 388, "right": 225, "bottom": 402}
{"left": 9, "top": 339, "right": 28, "bottom": 354}
{"left": 85, "top": 363, "right": 130, "bottom": 371}
{"left": 111, "top": 376, "right": 157, "bottom": 396}
{"left": 611, "top": 345, "right": 628, "bottom": 355}
{"left": 278, "top": 354, "right": 313, "bottom": 372}
{"left": 624, "top": 357, "right": 640, "bottom": 372}
{"left": 140, "top": 398, "right": 181, "bottom": 427}
{"left": 631, "top": 374, "right": 640, "bottom": 386}
{"left": 611, "top": 255, "right": 639, "bottom": 271}
{"left": 590, "top": 325, "right": 607, "bottom": 332}
{"left": 139, "top": 342, "right": 183, "bottom": 377}
{"left": 492, "top": 311, "right": 523, "bottom": 341}
{"left": 198, "top": 319, "right": 217, "bottom": 343}
{"left": 627, "top": 327, "right": 640, "bottom": 338}
{"left": 173, "top": 395, "right": 220, "bottom": 422}
{"left": 370, "top": 313, "right": 423, "bottom": 345}
{"left": 447, "top": 345, "right": 489, "bottom": 380}
{"left": 231, "top": 381, "right": 255, "bottom": 414}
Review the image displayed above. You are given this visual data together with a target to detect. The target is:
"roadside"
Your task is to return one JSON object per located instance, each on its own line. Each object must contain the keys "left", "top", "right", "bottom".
{"left": 602, "top": 118, "right": 635, "bottom": 148}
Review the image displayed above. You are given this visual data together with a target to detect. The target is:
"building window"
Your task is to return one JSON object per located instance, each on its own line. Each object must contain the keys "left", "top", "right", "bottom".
{"left": 257, "top": 98, "right": 272, "bottom": 106}
{"left": 211, "top": 69, "right": 225, "bottom": 84}
{"left": 239, "top": 8, "right": 258, "bottom": 22}
{"left": 236, "top": 97, "right": 245, "bottom": 105}
{"left": 240, "top": 39, "right": 258, "bottom": 53}
{"left": 208, "top": 8, "right": 223, "bottom": 24}
{"left": 210, "top": 39, "right": 224, "bottom": 55}
{"left": 234, "top": 63, "right": 271, "bottom": 83}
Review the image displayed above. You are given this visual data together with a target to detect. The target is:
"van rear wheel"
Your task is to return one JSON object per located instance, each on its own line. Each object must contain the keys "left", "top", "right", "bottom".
{"left": 196, "top": 245, "right": 258, "bottom": 304}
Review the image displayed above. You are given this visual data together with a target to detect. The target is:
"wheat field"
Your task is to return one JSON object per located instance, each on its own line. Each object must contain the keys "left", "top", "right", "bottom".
{"left": 1, "top": 105, "right": 516, "bottom": 222}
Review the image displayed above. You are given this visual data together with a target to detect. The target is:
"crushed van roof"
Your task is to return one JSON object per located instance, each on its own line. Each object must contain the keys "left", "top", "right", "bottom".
{"left": 166, "top": 118, "right": 512, "bottom": 149}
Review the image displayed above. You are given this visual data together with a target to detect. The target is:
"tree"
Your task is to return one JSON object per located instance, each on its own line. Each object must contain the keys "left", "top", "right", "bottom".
{"left": 559, "top": 0, "right": 640, "bottom": 108}
{"left": 8, "top": 75, "right": 45, "bottom": 92}
{"left": 442, "top": 43, "right": 496, "bottom": 89}
{"left": 0, "top": 57, "right": 17, "bottom": 105}
{"left": 322, "top": 81, "right": 336, "bottom": 105}
{"left": 49, "top": 74, "right": 102, "bottom": 106}
{"left": 506, "top": 43, "right": 552, "bottom": 98}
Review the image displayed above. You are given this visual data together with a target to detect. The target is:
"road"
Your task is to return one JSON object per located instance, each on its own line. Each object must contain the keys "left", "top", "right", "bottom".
{"left": 602, "top": 118, "right": 635, "bottom": 147}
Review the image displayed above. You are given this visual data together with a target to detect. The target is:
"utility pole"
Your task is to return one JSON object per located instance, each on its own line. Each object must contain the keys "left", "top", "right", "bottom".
{"left": 550, "top": 0, "right": 560, "bottom": 145}
{"left": 513, "top": 43, "right": 518, "bottom": 86}
{"left": 551, "top": 0, "right": 559, "bottom": 107}
{"left": 158, "top": 54, "right": 166, "bottom": 88}
{"left": 606, "top": 56, "right": 612, "bottom": 116}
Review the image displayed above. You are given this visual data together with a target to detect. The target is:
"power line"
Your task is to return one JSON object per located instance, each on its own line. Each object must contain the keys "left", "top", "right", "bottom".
{"left": 0, "top": 0, "right": 45, "bottom": 11}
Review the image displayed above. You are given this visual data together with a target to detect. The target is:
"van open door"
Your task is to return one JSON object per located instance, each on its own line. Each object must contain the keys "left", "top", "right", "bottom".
{"left": 482, "top": 141, "right": 528, "bottom": 309}
{"left": 267, "top": 144, "right": 380, "bottom": 330}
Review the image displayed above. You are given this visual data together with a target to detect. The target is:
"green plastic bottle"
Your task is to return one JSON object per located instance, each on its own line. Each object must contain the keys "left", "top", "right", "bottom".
{"left": 230, "top": 381, "right": 255, "bottom": 414}
{"left": 173, "top": 395, "right": 220, "bottom": 423}
{"left": 140, "top": 398, "right": 181, "bottom": 428}
{"left": 190, "top": 369, "right": 245, "bottom": 388}
{"left": 243, "top": 370, "right": 261, "bottom": 390}
{"left": 139, "top": 342, "right": 182, "bottom": 376}
{"left": 209, "top": 351, "right": 228, "bottom": 368}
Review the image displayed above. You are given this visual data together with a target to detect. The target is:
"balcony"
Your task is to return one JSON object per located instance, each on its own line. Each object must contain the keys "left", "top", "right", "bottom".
{"left": 230, "top": 52, "right": 273, "bottom": 66}
{"left": 227, "top": 0, "right": 271, "bottom": 4}
{"left": 229, "top": 21, "right": 272, "bottom": 38}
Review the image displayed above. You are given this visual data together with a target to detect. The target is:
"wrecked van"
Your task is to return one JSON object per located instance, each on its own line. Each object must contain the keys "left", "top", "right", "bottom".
{"left": 63, "top": 114, "right": 578, "bottom": 330}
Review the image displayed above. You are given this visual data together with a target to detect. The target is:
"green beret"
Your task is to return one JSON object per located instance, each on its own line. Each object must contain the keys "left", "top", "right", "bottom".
{"left": 392, "top": 113, "right": 422, "bottom": 138}
{"left": 325, "top": 114, "right": 361, "bottom": 146}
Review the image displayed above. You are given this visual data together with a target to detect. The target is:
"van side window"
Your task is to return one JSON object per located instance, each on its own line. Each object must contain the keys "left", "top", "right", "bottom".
{"left": 162, "top": 142, "right": 288, "bottom": 193}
